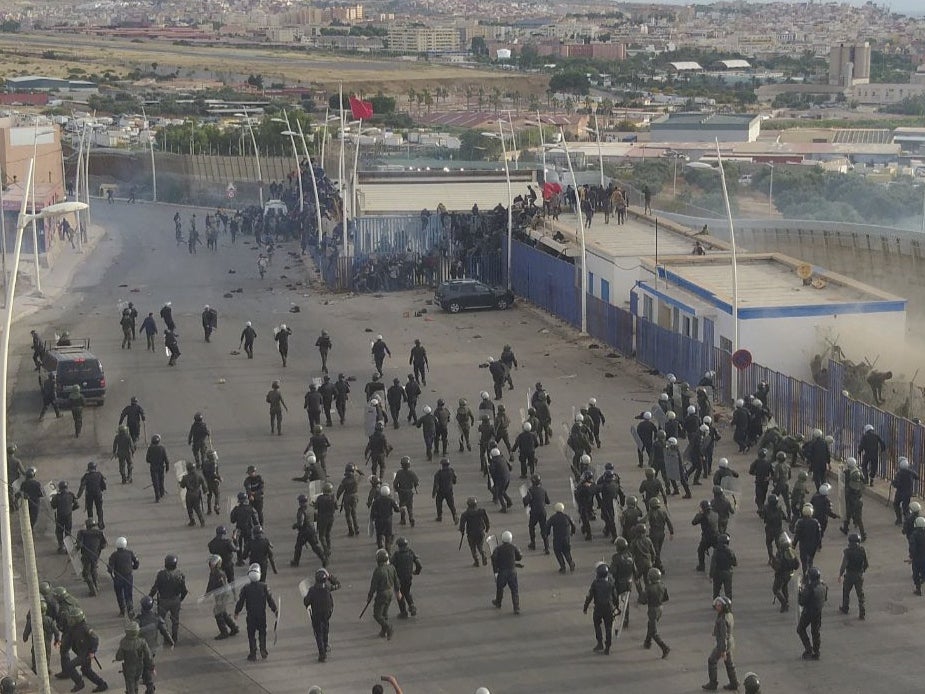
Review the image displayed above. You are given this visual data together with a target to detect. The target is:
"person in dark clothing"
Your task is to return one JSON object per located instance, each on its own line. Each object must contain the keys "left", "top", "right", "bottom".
{"left": 18, "top": 467, "right": 44, "bottom": 528}
{"left": 140, "top": 313, "right": 157, "bottom": 351}
{"left": 523, "top": 475, "right": 550, "bottom": 553}
{"left": 857, "top": 424, "right": 886, "bottom": 486}
{"left": 640, "top": 568, "right": 670, "bottom": 658}
{"left": 159, "top": 302, "right": 175, "bottom": 332}
{"left": 107, "top": 536, "right": 140, "bottom": 616}
{"left": 39, "top": 372, "right": 61, "bottom": 419}
{"left": 512, "top": 421, "right": 539, "bottom": 478}
{"left": 206, "top": 555, "right": 239, "bottom": 640}
{"left": 234, "top": 565, "right": 278, "bottom": 660}
{"left": 239, "top": 322, "right": 257, "bottom": 359}
{"left": 303, "top": 569, "right": 340, "bottom": 661}
{"left": 371, "top": 335, "right": 391, "bottom": 375}
{"left": 491, "top": 531, "right": 523, "bottom": 614}
{"left": 149, "top": 555, "right": 188, "bottom": 645}
{"left": 386, "top": 379, "right": 406, "bottom": 430}
{"left": 797, "top": 567, "right": 827, "bottom": 659}
{"left": 793, "top": 504, "right": 822, "bottom": 575}
{"left": 51, "top": 480, "right": 79, "bottom": 553}
{"left": 76, "top": 461, "right": 106, "bottom": 529}
{"left": 404, "top": 375, "right": 421, "bottom": 424}
{"left": 409, "top": 339, "right": 428, "bottom": 385}
{"left": 891, "top": 457, "right": 920, "bottom": 525}
{"left": 61, "top": 609, "right": 108, "bottom": 692}
{"left": 164, "top": 329, "right": 180, "bottom": 366}
{"left": 187, "top": 412, "right": 210, "bottom": 465}
{"left": 391, "top": 537, "right": 423, "bottom": 618}
{"left": 692, "top": 500, "right": 719, "bottom": 572}
{"left": 838, "top": 533, "right": 868, "bottom": 619}
{"left": 432, "top": 458, "right": 457, "bottom": 523}
{"left": 75, "top": 518, "right": 107, "bottom": 596}
{"left": 274, "top": 324, "right": 291, "bottom": 367}
{"left": 499, "top": 344, "right": 517, "bottom": 390}
{"left": 547, "top": 503, "right": 576, "bottom": 572}
{"left": 201, "top": 305, "right": 218, "bottom": 342}
{"left": 583, "top": 563, "right": 619, "bottom": 654}
{"left": 459, "top": 497, "right": 490, "bottom": 566}
{"left": 145, "top": 435, "right": 169, "bottom": 503}
{"left": 208, "top": 526, "right": 236, "bottom": 587}
{"left": 315, "top": 330, "right": 332, "bottom": 373}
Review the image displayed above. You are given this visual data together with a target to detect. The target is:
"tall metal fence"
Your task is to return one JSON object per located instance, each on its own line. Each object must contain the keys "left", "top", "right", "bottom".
{"left": 353, "top": 215, "right": 448, "bottom": 255}
{"left": 504, "top": 236, "right": 925, "bottom": 494}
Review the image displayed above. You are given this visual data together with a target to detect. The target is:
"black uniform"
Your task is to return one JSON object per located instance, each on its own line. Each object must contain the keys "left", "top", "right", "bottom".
{"left": 303, "top": 574, "right": 340, "bottom": 660}
{"left": 77, "top": 468, "right": 107, "bottom": 529}
{"left": 371, "top": 338, "right": 391, "bottom": 375}
{"left": 459, "top": 505, "right": 490, "bottom": 566}
{"left": 230, "top": 502, "right": 259, "bottom": 565}
{"left": 336, "top": 473, "right": 360, "bottom": 536}
{"left": 146, "top": 442, "right": 169, "bottom": 502}
{"left": 19, "top": 476, "right": 44, "bottom": 528}
{"left": 512, "top": 428, "right": 538, "bottom": 478}
{"left": 235, "top": 580, "right": 277, "bottom": 659}
{"left": 393, "top": 467, "right": 419, "bottom": 527}
{"left": 314, "top": 492, "right": 337, "bottom": 555}
{"left": 333, "top": 376, "right": 350, "bottom": 425}
{"left": 292, "top": 502, "right": 326, "bottom": 566}
{"left": 247, "top": 532, "right": 277, "bottom": 581}
{"left": 315, "top": 333, "right": 332, "bottom": 373}
{"left": 149, "top": 568, "right": 188, "bottom": 644}
{"left": 391, "top": 544, "right": 423, "bottom": 617}
{"left": 409, "top": 342, "right": 428, "bottom": 385}
{"left": 797, "top": 575, "right": 827, "bottom": 658}
{"left": 51, "top": 488, "right": 78, "bottom": 551}
{"left": 838, "top": 543, "right": 868, "bottom": 618}
{"left": 244, "top": 473, "right": 265, "bottom": 526}
{"left": 108, "top": 547, "right": 139, "bottom": 615}
{"left": 208, "top": 533, "right": 236, "bottom": 586}
{"left": 547, "top": 510, "right": 576, "bottom": 572}
{"left": 274, "top": 325, "right": 291, "bottom": 366}
{"left": 187, "top": 419, "right": 210, "bottom": 465}
{"left": 523, "top": 484, "right": 550, "bottom": 552}
{"left": 75, "top": 524, "right": 107, "bottom": 595}
{"left": 432, "top": 464, "right": 457, "bottom": 522}
{"left": 584, "top": 573, "right": 619, "bottom": 652}
{"left": 491, "top": 542, "right": 523, "bottom": 613}
{"left": 240, "top": 324, "right": 257, "bottom": 358}
{"left": 371, "top": 494, "right": 401, "bottom": 552}
{"left": 692, "top": 506, "right": 719, "bottom": 571}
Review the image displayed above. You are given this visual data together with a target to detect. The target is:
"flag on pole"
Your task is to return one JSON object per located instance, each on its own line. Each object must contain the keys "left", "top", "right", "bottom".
{"left": 349, "top": 96, "right": 373, "bottom": 120}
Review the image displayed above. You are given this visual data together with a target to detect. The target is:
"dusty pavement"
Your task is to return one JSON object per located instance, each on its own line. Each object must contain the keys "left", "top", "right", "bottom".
{"left": 2, "top": 200, "right": 919, "bottom": 694}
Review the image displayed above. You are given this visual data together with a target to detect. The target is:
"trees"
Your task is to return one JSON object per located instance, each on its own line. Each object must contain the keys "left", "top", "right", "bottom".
{"left": 548, "top": 71, "right": 590, "bottom": 95}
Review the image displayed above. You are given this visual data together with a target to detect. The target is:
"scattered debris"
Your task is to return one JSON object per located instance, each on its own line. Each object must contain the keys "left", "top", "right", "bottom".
{"left": 588, "top": 344, "right": 600, "bottom": 350}
{"left": 217, "top": 378, "right": 226, "bottom": 384}
{"left": 606, "top": 352, "right": 620, "bottom": 358}
{"left": 228, "top": 269, "right": 236, "bottom": 274}
{"left": 373, "top": 294, "right": 384, "bottom": 298}
{"left": 605, "top": 373, "right": 615, "bottom": 378}
{"left": 289, "top": 306, "right": 301, "bottom": 313}
{"left": 223, "top": 293, "right": 233, "bottom": 298}
{"left": 130, "top": 288, "right": 140, "bottom": 293}
{"left": 118, "top": 284, "right": 128, "bottom": 288}
{"left": 538, "top": 328, "right": 550, "bottom": 334}
{"left": 230, "top": 350, "right": 241, "bottom": 356}
{"left": 419, "top": 308, "right": 427, "bottom": 314}
{"left": 472, "top": 334, "right": 482, "bottom": 339}
{"left": 364, "top": 328, "right": 373, "bottom": 332}
{"left": 233, "top": 288, "right": 243, "bottom": 293}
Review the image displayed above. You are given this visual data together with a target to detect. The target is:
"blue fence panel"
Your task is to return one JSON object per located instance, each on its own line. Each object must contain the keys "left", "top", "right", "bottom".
{"left": 509, "top": 239, "right": 580, "bottom": 328}
{"left": 586, "top": 294, "right": 634, "bottom": 357}
{"left": 635, "top": 318, "right": 711, "bottom": 387}
{"left": 353, "top": 215, "right": 450, "bottom": 255}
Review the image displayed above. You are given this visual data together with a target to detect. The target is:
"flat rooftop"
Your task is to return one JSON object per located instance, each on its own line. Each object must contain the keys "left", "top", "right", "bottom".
{"left": 641, "top": 253, "right": 906, "bottom": 318}
{"left": 552, "top": 211, "right": 709, "bottom": 257}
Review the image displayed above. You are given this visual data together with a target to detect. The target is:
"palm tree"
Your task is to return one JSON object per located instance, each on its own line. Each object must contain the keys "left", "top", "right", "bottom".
{"left": 422, "top": 89, "right": 433, "bottom": 114}
{"left": 490, "top": 87, "right": 501, "bottom": 113}
{"left": 529, "top": 94, "right": 540, "bottom": 113}
{"left": 477, "top": 86, "right": 485, "bottom": 112}
{"left": 465, "top": 85, "right": 474, "bottom": 111}
{"left": 407, "top": 87, "right": 416, "bottom": 114}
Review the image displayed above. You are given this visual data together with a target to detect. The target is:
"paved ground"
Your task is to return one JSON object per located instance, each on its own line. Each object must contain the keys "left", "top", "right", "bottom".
{"left": 4, "top": 200, "right": 921, "bottom": 693}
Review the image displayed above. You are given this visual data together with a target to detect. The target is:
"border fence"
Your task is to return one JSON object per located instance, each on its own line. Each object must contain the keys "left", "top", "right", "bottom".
{"left": 308, "top": 214, "right": 923, "bottom": 494}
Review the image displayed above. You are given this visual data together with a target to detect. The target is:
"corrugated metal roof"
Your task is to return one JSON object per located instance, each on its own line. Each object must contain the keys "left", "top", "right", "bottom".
{"left": 669, "top": 61, "right": 703, "bottom": 70}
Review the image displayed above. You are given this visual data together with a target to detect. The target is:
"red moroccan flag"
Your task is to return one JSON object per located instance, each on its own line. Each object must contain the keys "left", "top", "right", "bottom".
{"left": 349, "top": 96, "right": 373, "bottom": 120}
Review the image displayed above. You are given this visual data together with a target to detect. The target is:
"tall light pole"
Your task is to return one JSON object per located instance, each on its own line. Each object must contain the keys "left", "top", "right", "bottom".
{"left": 547, "top": 132, "right": 587, "bottom": 334}
{"left": 766, "top": 162, "right": 774, "bottom": 216}
{"left": 584, "top": 113, "right": 605, "bottom": 188}
{"left": 0, "top": 165, "right": 8, "bottom": 302}
{"left": 688, "top": 142, "right": 740, "bottom": 399}
{"left": 236, "top": 108, "right": 264, "bottom": 207}
{"left": 273, "top": 114, "right": 303, "bottom": 213}
{"left": 141, "top": 107, "right": 156, "bottom": 202}
{"left": 481, "top": 120, "right": 513, "bottom": 290}
{"left": 1, "top": 163, "right": 88, "bottom": 681}
{"left": 30, "top": 120, "right": 55, "bottom": 295}
{"left": 294, "top": 119, "right": 324, "bottom": 246}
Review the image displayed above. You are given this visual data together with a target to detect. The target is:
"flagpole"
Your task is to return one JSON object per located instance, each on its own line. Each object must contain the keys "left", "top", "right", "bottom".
{"left": 339, "top": 84, "right": 346, "bottom": 261}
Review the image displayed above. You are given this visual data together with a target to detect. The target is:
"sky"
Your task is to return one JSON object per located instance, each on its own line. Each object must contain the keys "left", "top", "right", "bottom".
{"left": 623, "top": 0, "right": 924, "bottom": 17}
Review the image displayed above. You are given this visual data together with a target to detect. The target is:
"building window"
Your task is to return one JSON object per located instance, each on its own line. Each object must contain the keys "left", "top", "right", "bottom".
{"left": 720, "top": 336, "right": 732, "bottom": 353}
{"left": 588, "top": 272, "right": 594, "bottom": 298}
{"left": 682, "top": 314, "right": 691, "bottom": 337}
{"left": 643, "top": 295, "right": 653, "bottom": 321}
{"left": 601, "top": 279, "right": 610, "bottom": 303}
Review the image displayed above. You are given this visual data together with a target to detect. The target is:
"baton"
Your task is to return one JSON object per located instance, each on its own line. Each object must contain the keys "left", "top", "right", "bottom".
{"left": 458, "top": 533, "right": 464, "bottom": 551}
{"left": 142, "top": 419, "right": 147, "bottom": 444}
{"left": 93, "top": 655, "right": 102, "bottom": 669}
{"left": 358, "top": 595, "right": 373, "bottom": 620}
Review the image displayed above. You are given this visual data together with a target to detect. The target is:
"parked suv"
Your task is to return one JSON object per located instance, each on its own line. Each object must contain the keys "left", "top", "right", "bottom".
{"left": 39, "top": 337, "right": 106, "bottom": 406}
{"left": 435, "top": 279, "right": 514, "bottom": 314}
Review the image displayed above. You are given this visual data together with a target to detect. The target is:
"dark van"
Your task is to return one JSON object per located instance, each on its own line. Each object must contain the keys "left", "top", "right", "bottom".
{"left": 40, "top": 338, "right": 106, "bottom": 405}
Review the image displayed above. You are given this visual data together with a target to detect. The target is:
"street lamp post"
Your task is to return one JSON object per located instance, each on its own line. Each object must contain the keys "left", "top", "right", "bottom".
{"left": 766, "top": 162, "right": 774, "bottom": 216}
{"left": 141, "top": 107, "right": 157, "bottom": 202}
{"left": 688, "top": 143, "right": 740, "bottom": 400}
{"left": 584, "top": 114, "right": 605, "bottom": 188}
{"left": 273, "top": 114, "right": 303, "bottom": 213}
{"left": 545, "top": 133, "right": 587, "bottom": 334}
{"left": 294, "top": 119, "right": 324, "bottom": 247}
{"left": 481, "top": 121, "right": 513, "bottom": 290}
{"left": 236, "top": 108, "right": 264, "bottom": 207}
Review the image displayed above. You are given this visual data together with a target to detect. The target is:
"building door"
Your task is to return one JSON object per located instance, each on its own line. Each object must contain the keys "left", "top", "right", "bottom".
{"left": 600, "top": 279, "right": 610, "bottom": 303}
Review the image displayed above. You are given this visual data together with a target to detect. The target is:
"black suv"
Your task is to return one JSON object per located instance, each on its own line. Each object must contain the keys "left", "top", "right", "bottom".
{"left": 435, "top": 280, "right": 515, "bottom": 314}
{"left": 40, "top": 338, "right": 106, "bottom": 405}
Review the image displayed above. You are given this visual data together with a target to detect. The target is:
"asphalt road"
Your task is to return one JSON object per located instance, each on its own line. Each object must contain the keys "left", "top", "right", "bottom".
{"left": 7, "top": 200, "right": 921, "bottom": 694}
